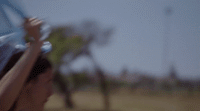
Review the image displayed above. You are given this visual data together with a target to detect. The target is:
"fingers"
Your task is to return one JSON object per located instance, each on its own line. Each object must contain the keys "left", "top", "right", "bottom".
{"left": 23, "top": 17, "right": 46, "bottom": 43}
{"left": 24, "top": 17, "right": 43, "bottom": 41}
{"left": 29, "top": 17, "right": 37, "bottom": 21}
{"left": 26, "top": 17, "right": 43, "bottom": 28}
{"left": 30, "top": 19, "right": 42, "bottom": 26}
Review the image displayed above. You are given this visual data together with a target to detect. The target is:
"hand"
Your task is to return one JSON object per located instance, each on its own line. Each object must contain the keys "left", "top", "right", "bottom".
{"left": 23, "top": 17, "right": 43, "bottom": 42}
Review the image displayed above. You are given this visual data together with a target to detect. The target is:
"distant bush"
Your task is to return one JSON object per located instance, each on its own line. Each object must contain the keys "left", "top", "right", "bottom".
{"left": 71, "top": 73, "right": 92, "bottom": 90}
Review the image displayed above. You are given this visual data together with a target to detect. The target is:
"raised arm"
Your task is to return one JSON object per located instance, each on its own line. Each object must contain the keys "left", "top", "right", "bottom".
{"left": 0, "top": 18, "right": 43, "bottom": 111}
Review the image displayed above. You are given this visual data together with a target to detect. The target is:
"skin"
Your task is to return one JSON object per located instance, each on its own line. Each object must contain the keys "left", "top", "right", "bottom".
{"left": 24, "top": 18, "right": 42, "bottom": 41}
{"left": 0, "top": 18, "right": 44, "bottom": 111}
{"left": 15, "top": 68, "right": 54, "bottom": 111}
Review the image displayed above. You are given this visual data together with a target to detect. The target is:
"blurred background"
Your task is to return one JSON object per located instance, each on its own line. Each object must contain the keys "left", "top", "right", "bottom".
{"left": 13, "top": 0, "right": 200, "bottom": 111}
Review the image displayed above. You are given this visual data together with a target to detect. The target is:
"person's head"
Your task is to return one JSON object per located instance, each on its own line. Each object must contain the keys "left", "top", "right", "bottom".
{"left": 0, "top": 51, "right": 54, "bottom": 111}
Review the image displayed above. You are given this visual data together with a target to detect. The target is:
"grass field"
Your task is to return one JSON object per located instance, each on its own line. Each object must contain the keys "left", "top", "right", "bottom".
{"left": 44, "top": 89, "right": 200, "bottom": 111}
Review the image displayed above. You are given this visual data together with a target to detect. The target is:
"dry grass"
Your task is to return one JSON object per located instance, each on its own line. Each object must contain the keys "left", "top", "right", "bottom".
{"left": 44, "top": 89, "right": 200, "bottom": 111}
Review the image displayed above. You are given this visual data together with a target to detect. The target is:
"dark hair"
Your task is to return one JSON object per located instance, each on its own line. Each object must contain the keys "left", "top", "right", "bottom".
{"left": 0, "top": 51, "right": 52, "bottom": 111}
{"left": 0, "top": 51, "right": 52, "bottom": 82}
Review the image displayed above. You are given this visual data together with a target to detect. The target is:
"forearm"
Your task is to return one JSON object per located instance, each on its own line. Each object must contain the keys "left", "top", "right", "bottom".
{"left": 0, "top": 41, "right": 42, "bottom": 111}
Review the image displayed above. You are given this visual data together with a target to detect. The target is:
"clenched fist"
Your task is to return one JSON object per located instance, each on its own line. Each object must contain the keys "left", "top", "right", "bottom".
{"left": 23, "top": 17, "right": 43, "bottom": 42}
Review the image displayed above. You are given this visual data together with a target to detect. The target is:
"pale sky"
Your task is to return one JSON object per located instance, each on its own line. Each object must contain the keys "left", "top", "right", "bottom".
{"left": 18, "top": 0, "right": 200, "bottom": 79}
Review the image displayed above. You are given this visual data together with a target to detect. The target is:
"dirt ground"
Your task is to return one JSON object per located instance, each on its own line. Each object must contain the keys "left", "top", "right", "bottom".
{"left": 44, "top": 89, "right": 200, "bottom": 111}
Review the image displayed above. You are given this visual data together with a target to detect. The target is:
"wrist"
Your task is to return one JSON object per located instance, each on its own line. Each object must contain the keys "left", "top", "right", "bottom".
{"left": 28, "top": 40, "right": 43, "bottom": 53}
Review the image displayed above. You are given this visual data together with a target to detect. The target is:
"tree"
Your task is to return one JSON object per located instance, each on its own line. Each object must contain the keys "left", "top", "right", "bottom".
{"left": 120, "top": 66, "right": 128, "bottom": 80}
{"left": 72, "top": 20, "right": 114, "bottom": 110}
{"left": 168, "top": 64, "right": 178, "bottom": 93}
{"left": 46, "top": 26, "right": 84, "bottom": 108}
{"left": 46, "top": 20, "right": 114, "bottom": 110}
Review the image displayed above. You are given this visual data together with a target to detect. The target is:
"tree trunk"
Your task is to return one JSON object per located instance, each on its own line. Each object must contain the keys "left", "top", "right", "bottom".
{"left": 53, "top": 70, "right": 74, "bottom": 108}
{"left": 96, "top": 68, "right": 110, "bottom": 111}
